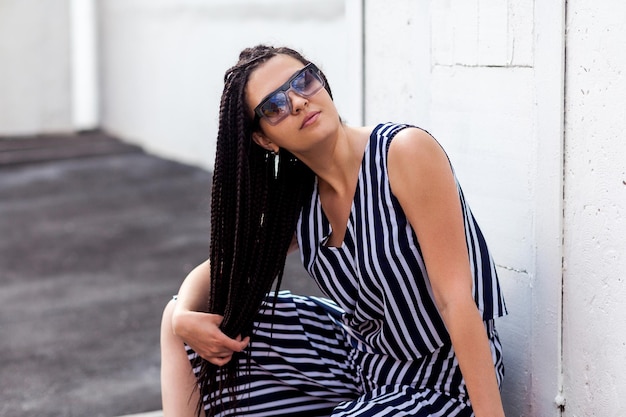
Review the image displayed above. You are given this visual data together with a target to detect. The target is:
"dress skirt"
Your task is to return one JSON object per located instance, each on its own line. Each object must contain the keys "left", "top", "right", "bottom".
{"left": 183, "top": 291, "right": 504, "bottom": 417}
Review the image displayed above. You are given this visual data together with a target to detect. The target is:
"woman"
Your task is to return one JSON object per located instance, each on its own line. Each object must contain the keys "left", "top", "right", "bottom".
{"left": 161, "top": 45, "right": 507, "bottom": 417}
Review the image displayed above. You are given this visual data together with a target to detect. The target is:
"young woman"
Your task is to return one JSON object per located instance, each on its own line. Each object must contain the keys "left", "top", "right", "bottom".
{"left": 160, "top": 45, "right": 507, "bottom": 417}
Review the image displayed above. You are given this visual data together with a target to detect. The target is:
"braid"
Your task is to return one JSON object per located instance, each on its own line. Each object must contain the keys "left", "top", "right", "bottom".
{"left": 196, "top": 45, "right": 329, "bottom": 416}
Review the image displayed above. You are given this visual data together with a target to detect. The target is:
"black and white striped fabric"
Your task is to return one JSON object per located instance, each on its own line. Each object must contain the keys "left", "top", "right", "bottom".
{"left": 296, "top": 122, "right": 506, "bottom": 413}
{"left": 188, "top": 292, "right": 503, "bottom": 416}
{"left": 188, "top": 293, "right": 359, "bottom": 416}
{"left": 188, "top": 122, "right": 506, "bottom": 416}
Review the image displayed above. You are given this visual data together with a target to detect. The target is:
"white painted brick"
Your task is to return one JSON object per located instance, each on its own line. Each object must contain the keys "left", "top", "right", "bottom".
{"left": 477, "top": 0, "right": 509, "bottom": 65}
{"left": 364, "top": 0, "right": 430, "bottom": 124}
{"left": 563, "top": 1, "right": 626, "bottom": 414}
{"left": 452, "top": 0, "right": 479, "bottom": 65}
{"left": 497, "top": 268, "right": 534, "bottom": 416}
{"left": 429, "top": 65, "right": 536, "bottom": 270}
{"left": 507, "top": 0, "right": 535, "bottom": 66}
{"left": 432, "top": 0, "right": 534, "bottom": 67}
{"left": 431, "top": 0, "right": 455, "bottom": 65}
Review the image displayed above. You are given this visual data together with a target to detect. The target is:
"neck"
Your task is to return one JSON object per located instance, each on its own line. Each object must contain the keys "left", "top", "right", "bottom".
{"left": 297, "top": 124, "right": 370, "bottom": 195}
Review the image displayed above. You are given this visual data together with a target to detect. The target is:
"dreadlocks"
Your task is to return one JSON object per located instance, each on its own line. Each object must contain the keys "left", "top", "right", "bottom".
{"left": 195, "top": 45, "right": 335, "bottom": 416}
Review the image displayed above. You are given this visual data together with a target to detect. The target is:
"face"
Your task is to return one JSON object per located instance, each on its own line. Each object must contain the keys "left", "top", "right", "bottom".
{"left": 253, "top": 62, "right": 325, "bottom": 126}
{"left": 246, "top": 54, "right": 339, "bottom": 154}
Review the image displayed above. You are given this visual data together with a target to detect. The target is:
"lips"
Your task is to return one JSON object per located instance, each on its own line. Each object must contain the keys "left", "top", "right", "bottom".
{"left": 300, "top": 111, "right": 321, "bottom": 129}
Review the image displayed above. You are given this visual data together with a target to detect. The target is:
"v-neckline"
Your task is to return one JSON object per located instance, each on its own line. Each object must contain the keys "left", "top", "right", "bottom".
{"left": 316, "top": 133, "right": 372, "bottom": 249}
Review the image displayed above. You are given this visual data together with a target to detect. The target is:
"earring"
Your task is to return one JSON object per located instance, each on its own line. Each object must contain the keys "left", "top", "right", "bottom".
{"left": 266, "top": 150, "right": 280, "bottom": 179}
{"left": 273, "top": 151, "right": 280, "bottom": 179}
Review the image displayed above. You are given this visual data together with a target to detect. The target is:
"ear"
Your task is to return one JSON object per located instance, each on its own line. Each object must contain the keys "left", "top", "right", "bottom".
{"left": 252, "top": 131, "right": 280, "bottom": 153}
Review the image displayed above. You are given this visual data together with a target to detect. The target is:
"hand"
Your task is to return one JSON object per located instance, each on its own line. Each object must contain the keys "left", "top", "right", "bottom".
{"left": 172, "top": 307, "right": 250, "bottom": 367}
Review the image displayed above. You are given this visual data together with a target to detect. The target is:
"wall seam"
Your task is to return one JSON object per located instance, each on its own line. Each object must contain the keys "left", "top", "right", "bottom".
{"left": 557, "top": 1, "right": 569, "bottom": 415}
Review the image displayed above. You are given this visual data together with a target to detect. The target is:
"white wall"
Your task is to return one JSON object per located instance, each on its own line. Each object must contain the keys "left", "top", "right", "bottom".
{"left": 364, "top": 1, "right": 564, "bottom": 415}
{"left": 563, "top": 1, "right": 626, "bottom": 415}
{"left": 70, "top": 0, "right": 99, "bottom": 131}
{"left": 0, "top": 0, "right": 73, "bottom": 135}
{"left": 98, "top": 0, "right": 360, "bottom": 170}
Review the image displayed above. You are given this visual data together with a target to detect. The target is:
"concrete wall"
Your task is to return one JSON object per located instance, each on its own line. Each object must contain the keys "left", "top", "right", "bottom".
{"left": 98, "top": 0, "right": 359, "bottom": 170}
{"left": 0, "top": 0, "right": 73, "bottom": 135}
{"left": 563, "top": 1, "right": 626, "bottom": 415}
{"left": 364, "top": 1, "right": 564, "bottom": 415}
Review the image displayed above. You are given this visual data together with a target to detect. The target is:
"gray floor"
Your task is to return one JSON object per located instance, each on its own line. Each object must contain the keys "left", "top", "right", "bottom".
{"left": 0, "top": 132, "right": 320, "bottom": 417}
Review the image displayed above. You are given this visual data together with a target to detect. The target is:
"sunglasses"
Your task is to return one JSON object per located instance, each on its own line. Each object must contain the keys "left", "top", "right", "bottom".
{"left": 254, "top": 63, "right": 325, "bottom": 126}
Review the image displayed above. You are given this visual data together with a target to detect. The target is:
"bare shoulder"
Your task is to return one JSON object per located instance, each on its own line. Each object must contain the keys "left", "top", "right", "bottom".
{"left": 387, "top": 127, "right": 461, "bottom": 236}
{"left": 387, "top": 127, "right": 450, "bottom": 180}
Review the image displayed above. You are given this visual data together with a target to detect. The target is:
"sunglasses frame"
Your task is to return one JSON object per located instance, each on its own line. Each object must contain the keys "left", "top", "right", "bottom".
{"left": 253, "top": 63, "right": 325, "bottom": 126}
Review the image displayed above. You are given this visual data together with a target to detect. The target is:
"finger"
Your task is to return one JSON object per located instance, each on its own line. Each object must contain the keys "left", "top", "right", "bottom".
{"left": 207, "top": 354, "right": 232, "bottom": 367}
{"left": 218, "top": 333, "right": 250, "bottom": 352}
{"left": 203, "top": 337, "right": 248, "bottom": 361}
{"left": 187, "top": 343, "right": 233, "bottom": 361}
{"left": 235, "top": 334, "right": 251, "bottom": 349}
{"left": 209, "top": 346, "right": 237, "bottom": 358}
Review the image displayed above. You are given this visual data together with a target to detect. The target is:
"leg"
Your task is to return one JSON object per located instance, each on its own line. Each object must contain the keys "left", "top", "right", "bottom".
{"left": 161, "top": 298, "right": 200, "bottom": 417}
{"left": 331, "top": 321, "right": 504, "bottom": 416}
{"left": 192, "top": 292, "right": 360, "bottom": 416}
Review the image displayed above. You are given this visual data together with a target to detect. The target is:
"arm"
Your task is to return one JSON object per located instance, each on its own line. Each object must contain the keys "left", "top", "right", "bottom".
{"left": 387, "top": 129, "right": 505, "bottom": 417}
{"left": 172, "top": 260, "right": 249, "bottom": 367}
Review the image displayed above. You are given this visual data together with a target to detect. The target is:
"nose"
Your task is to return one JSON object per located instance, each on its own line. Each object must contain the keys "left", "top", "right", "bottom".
{"left": 288, "top": 89, "right": 308, "bottom": 114}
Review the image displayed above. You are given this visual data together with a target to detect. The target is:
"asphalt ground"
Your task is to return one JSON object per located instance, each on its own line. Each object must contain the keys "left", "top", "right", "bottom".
{"left": 0, "top": 132, "right": 319, "bottom": 417}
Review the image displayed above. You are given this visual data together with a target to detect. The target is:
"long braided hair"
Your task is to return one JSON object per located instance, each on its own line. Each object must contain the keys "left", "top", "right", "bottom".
{"left": 196, "top": 45, "right": 335, "bottom": 416}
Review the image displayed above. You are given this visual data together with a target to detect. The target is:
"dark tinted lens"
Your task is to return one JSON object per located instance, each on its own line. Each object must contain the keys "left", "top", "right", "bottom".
{"left": 254, "top": 64, "right": 324, "bottom": 125}
{"left": 292, "top": 69, "right": 323, "bottom": 96}
{"left": 260, "top": 92, "right": 288, "bottom": 119}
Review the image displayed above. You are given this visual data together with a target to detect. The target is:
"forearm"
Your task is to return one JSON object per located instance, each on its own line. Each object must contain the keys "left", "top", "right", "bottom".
{"left": 442, "top": 301, "right": 505, "bottom": 417}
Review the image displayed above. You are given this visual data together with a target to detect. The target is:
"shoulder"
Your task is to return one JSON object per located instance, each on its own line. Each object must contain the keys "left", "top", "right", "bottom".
{"left": 386, "top": 127, "right": 457, "bottom": 208}
{"left": 387, "top": 127, "right": 451, "bottom": 179}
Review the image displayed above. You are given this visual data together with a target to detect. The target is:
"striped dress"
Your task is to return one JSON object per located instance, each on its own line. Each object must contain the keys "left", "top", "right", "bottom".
{"left": 189, "top": 122, "right": 507, "bottom": 416}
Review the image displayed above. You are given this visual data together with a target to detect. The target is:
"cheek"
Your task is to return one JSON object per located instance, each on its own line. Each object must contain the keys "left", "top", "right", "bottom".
{"left": 316, "top": 90, "right": 336, "bottom": 112}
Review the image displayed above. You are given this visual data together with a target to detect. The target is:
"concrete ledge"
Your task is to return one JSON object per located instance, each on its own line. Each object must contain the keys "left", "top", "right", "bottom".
{"left": 116, "top": 411, "right": 163, "bottom": 417}
{"left": 0, "top": 130, "right": 142, "bottom": 165}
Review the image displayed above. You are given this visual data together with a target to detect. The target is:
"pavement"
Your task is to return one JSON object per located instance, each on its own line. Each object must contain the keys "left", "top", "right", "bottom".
{"left": 0, "top": 132, "right": 320, "bottom": 417}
